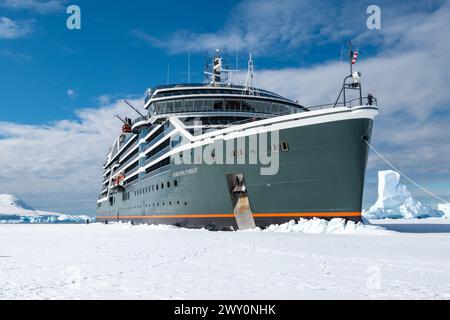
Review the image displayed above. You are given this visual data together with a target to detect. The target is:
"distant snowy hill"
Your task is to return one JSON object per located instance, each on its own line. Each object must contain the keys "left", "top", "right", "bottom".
{"left": 363, "top": 171, "right": 444, "bottom": 219}
{"left": 0, "top": 194, "right": 92, "bottom": 223}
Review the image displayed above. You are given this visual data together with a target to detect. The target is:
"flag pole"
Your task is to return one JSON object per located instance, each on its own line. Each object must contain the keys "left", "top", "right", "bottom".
{"left": 348, "top": 40, "right": 353, "bottom": 75}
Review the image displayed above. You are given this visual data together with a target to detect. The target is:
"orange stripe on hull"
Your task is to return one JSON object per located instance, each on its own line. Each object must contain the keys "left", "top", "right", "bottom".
{"left": 96, "top": 212, "right": 361, "bottom": 220}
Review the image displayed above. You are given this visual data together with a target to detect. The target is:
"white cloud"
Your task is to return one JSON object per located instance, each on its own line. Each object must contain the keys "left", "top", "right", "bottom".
{"left": 134, "top": 0, "right": 445, "bottom": 55}
{"left": 0, "top": 48, "right": 32, "bottom": 61}
{"left": 0, "top": 17, "right": 34, "bottom": 39}
{"left": 134, "top": 0, "right": 345, "bottom": 54}
{"left": 0, "top": 99, "right": 138, "bottom": 214}
{"left": 66, "top": 88, "right": 76, "bottom": 100}
{"left": 0, "top": 0, "right": 65, "bottom": 14}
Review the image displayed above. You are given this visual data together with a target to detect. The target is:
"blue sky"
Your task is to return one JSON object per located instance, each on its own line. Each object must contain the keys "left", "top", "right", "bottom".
{"left": 0, "top": 0, "right": 236, "bottom": 124}
{"left": 0, "top": 0, "right": 449, "bottom": 214}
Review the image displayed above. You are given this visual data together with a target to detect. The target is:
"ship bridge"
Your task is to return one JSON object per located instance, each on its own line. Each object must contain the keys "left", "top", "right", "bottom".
{"left": 144, "top": 84, "right": 305, "bottom": 116}
{"left": 135, "top": 83, "right": 308, "bottom": 134}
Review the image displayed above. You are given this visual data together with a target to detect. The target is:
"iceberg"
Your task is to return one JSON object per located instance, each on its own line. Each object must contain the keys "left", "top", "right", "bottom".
{"left": 363, "top": 170, "right": 443, "bottom": 219}
{"left": 0, "top": 194, "right": 92, "bottom": 224}
{"left": 438, "top": 204, "right": 450, "bottom": 218}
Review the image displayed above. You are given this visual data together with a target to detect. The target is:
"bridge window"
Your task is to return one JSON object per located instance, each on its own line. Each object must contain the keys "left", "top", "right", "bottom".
{"left": 257, "top": 101, "right": 270, "bottom": 113}
{"left": 226, "top": 100, "right": 241, "bottom": 111}
{"left": 242, "top": 100, "right": 257, "bottom": 112}
{"left": 185, "top": 99, "right": 194, "bottom": 112}
{"left": 213, "top": 99, "right": 223, "bottom": 110}
{"left": 174, "top": 100, "right": 183, "bottom": 111}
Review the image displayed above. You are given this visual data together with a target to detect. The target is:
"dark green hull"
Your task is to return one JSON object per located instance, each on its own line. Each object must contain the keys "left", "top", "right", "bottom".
{"left": 97, "top": 117, "right": 373, "bottom": 230}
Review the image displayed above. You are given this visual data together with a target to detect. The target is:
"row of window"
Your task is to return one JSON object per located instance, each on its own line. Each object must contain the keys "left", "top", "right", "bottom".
{"left": 106, "top": 135, "right": 138, "bottom": 168}
{"left": 122, "top": 192, "right": 131, "bottom": 201}
{"left": 120, "top": 200, "right": 188, "bottom": 212}
{"left": 150, "top": 98, "right": 301, "bottom": 116}
{"left": 146, "top": 138, "right": 170, "bottom": 161}
{"left": 134, "top": 179, "right": 178, "bottom": 197}
{"left": 151, "top": 88, "right": 283, "bottom": 100}
{"left": 145, "top": 125, "right": 165, "bottom": 144}
{"left": 145, "top": 157, "right": 171, "bottom": 175}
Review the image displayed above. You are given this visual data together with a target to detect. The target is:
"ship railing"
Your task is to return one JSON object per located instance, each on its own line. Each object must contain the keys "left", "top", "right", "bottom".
{"left": 124, "top": 166, "right": 140, "bottom": 179}
{"left": 105, "top": 137, "right": 139, "bottom": 168}
{"left": 144, "top": 145, "right": 171, "bottom": 166}
{"left": 131, "top": 116, "right": 148, "bottom": 126}
{"left": 114, "top": 153, "right": 140, "bottom": 175}
{"left": 124, "top": 139, "right": 140, "bottom": 156}
{"left": 144, "top": 130, "right": 168, "bottom": 150}
{"left": 307, "top": 96, "right": 378, "bottom": 111}
{"left": 223, "top": 96, "right": 377, "bottom": 128}
{"left": 140, "top": 164, "right": 171, "bottom": 182}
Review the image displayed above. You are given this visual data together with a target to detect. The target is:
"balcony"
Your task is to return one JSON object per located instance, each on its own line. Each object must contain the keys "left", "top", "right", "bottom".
{"left": 144, "top": 145, "right": 171, "bottom": 166}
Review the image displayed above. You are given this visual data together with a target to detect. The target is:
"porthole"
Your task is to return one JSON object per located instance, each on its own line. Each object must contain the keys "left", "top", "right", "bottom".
{"left": 174, "top": 180, "right": 178, "bottom": 187}
{"left": 167, "top": 181, "right": 170, "bottom": 188}
{"left": 161, "top": 183, "right": 164, "bottom": 189}
{"left": 281, "top": 142, "right": 289, "bottom": 152}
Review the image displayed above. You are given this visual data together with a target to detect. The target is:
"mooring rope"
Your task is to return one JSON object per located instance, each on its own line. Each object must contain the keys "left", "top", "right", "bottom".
{"left": 363, "top": 138, "right": 449, "bottom": 204}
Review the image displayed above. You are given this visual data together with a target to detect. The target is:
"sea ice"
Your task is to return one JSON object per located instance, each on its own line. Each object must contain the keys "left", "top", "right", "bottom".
{"left": 363, "top": 170, "right": 443, "bottom": 219}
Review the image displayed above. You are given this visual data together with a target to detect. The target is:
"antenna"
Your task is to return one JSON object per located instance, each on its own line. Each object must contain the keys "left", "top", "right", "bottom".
{"left": 339, "top": 42, "right": 344, "bottom": 64}
{"left": 114, "top": 114, "right": 127, "bottom": 124}
{"left": 188, "top": 47, "right": 191, "bottom": 83}
{"left": 167, "top": 63, "right": 170, "bottom": 85}
{"left": 236, "top": 39, "right": 239, "bottom": 71}
{"left": 204, "top": 50, "right": 209, "bottom": 83}
{"left": 123, "top": 100, "right": 147, "bottom": 119}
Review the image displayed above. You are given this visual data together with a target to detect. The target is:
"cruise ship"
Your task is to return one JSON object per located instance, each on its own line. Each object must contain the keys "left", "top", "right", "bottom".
{"left": 96, "top": 49, "right": 378, "bottom": 230}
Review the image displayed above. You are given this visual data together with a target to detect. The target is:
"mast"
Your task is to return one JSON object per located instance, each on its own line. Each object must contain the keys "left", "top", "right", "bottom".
{"left": 123, "top": 100, "right": 147, "bottom": 119}
{"left": 333, "top": 40, "right": 362, "bottom": 107}
{"left": 348, "top": 40, "right": 354, "bottom": 75}
{"left": 213, "top": 49, "right": 222, "bottom": 84}
{"left": 244, "top": 53, "right": 256, "bottom": 95}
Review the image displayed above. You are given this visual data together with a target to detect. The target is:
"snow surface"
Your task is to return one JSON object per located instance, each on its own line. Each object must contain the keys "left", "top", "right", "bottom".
{"left": 363, "top": 171, "right": 443, "bottom": 219}
{"left": 0, "top": 194, "right": 91, "bottom": 224}
{"left": 244, "top": 218, "right": 389, "bottom": 235}
{"left": 1, "top": 220, "right": 450, "bottom": 299}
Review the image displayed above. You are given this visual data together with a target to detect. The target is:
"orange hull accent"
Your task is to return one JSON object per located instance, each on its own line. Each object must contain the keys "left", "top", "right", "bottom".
{"left": 96, "top": 212, "right": 361, "bottom": 220}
